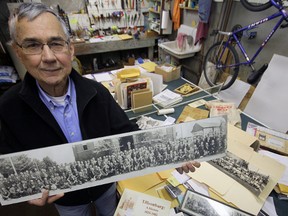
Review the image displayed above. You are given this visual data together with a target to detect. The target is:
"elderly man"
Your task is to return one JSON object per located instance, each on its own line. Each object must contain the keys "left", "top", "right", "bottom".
{"left": 0, "top": 3, "right": 199, "bottom": 216}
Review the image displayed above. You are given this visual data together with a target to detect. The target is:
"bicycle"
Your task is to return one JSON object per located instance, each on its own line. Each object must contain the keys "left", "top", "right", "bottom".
{"left": 203, "top": 0, "right": 288, "bottom": 90}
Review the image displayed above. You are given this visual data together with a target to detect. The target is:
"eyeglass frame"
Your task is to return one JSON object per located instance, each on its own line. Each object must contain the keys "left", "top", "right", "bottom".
{"left": 15, "top": 39, "right": 70, "bottom": 55}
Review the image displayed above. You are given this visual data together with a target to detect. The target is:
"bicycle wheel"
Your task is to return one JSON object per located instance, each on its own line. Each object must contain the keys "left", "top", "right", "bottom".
{"left": 240, "top": 0, "right": 272, "bottom": 12}
{"left": 203, "top": 42, "right": 240, "bottom": 90}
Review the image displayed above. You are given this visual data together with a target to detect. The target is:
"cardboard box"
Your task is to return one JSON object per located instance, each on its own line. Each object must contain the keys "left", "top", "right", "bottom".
{"left": 155, "top": 64, "right": 181, "bottom": 82}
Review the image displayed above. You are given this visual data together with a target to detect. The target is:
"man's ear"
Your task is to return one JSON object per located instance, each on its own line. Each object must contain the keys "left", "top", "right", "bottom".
{"left": 12, "top": 42, "right": 24, "bottom": 62}
{"left": 69, "top": 43, "right": 75, "bottom": 61}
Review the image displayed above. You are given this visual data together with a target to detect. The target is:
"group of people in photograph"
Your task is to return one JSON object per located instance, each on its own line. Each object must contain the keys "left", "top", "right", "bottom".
{"left": 211, "top": 154, "right": 269, "bottom": 194}
{"left": 0, "top": 128, "right": 225, "bottom": 201}
{"left": 194, "top": 133, "right": 226, "bottom": 158}
{"left": 184, "top": 196, "right": 219, "bottom": 216}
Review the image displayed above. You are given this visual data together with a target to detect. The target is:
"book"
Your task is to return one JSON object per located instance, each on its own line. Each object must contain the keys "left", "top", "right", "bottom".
{"left": 114, "top": 189, "right": 171, "bottom": 216}
{"left": 126, "top": 81, "right": 147, "bottom": 109}
{"left": 131, "top": 89, "right": 153, "bottom": 113}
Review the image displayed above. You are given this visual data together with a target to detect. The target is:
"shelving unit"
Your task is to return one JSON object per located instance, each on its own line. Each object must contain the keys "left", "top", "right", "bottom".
{"left": 148, "top": 0, "right": 172, "bottom": 35}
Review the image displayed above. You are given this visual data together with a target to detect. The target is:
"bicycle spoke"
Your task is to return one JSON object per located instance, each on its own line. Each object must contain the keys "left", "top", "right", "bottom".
{"left": 203, "top": 42, "right": 240, "bottom": 90}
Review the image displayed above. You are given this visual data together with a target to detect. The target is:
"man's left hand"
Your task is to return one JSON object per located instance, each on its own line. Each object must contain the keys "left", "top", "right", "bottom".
{"left": 176, "top": 161, "right": 201, "bottom": 174}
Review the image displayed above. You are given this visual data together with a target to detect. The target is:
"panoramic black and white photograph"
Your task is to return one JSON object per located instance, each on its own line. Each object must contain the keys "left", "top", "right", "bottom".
{"left": 208, "top": 152, "right": 270, "bottom": 196}
{"left": 180, "top": 190, "right": 253, "bottom": 216}
{"left": 0, "top": 116, "right": 227, "bottom": 205}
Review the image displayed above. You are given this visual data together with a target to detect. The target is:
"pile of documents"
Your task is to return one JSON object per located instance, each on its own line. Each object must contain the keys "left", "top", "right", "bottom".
{"left": 152, "top": 89, "right": 182, "bottom": 108}
{"left": 188, "top": 124, "right": 286, "bottom": 215}
{"left": 246, "top": 123, "right": 288, "bottom": 200}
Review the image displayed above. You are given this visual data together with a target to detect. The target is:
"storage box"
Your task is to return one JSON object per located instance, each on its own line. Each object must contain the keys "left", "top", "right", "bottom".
{"left": 155, "top": 64, "right": 181, "bottom": 82}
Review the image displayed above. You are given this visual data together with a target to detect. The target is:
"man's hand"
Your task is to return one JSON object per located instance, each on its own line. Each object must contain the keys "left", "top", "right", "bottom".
{"left": 176, "top": 161, "right": 201, "bottom": 174}
{"left": 28, "top": 190, "right": 64, "bottom": 206}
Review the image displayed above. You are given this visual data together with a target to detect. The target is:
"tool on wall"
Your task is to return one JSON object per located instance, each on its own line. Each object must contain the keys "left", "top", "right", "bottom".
{"left": 57, "top": 5, "right": 72, "bottom": 35}
{"left": 94, "top": 1, "right": 99, "bottom": 12}
{"left": 85, "top": 0, "right": 144, "bottom": 30}
{"left": 121, "top": 0, "right": 125, "bottom": 9}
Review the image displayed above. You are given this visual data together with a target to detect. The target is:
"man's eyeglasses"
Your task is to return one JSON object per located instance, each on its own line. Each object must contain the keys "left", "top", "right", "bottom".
{"left": 15, "top": 39, "right": 69, "bottom": 55}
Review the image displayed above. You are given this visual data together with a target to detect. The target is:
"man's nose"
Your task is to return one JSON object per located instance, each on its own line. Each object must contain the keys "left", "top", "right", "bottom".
{"left": 41, "top": 44, "right": 56, "bottom": 60}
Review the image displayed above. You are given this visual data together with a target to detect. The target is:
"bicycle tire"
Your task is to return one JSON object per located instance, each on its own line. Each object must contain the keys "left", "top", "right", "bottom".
{"left": 203, "top": 42, "right": 240, "bottom": 90}
{"left": 240, "top": 0, "right": 272, "bottom": 12}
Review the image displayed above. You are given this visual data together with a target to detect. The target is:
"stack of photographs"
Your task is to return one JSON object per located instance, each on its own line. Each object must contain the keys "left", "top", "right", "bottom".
{"left": 179, "top": 190, "right": 254, "bottom": 216}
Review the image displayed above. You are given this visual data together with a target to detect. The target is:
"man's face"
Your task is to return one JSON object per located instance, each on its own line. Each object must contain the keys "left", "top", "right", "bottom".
{"left": 14, "top": 12, "right": 74, "bottom": 89}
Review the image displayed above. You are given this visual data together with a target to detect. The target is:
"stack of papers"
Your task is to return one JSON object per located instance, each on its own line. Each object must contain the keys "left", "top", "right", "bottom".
{"left": 258, "top": 149, "right": 288, "bottom": 200}
{"left": 153, "top": 89, "right": 182, "bottom": 108}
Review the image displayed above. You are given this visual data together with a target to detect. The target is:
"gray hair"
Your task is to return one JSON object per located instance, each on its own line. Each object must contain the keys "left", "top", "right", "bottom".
{"left": 9, "top": 3, "right": 70, "bottom": 42}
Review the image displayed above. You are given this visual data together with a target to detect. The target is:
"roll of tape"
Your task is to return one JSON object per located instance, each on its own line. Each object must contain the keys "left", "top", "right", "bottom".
{"left": 157, "top": 108, "right": 175, "bottom": 115}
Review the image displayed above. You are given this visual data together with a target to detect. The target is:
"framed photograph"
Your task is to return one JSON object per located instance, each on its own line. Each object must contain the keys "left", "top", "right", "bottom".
{"left": 179, "top": 190, "right": 253, "bottom": 216}
{"left": 174, "top": 83, "right": 199, "bottom": 97}
{"left": 164, "top": 184, "right": 182, "bottom": 199}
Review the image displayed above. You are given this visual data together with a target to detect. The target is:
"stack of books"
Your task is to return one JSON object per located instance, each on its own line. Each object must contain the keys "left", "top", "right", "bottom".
{"left": 115, "top": 77, "right": 152, "bottom": 109}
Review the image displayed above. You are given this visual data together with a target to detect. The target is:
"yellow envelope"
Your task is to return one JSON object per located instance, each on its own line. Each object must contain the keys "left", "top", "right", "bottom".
{"left": 157, "top": 169, "right": 174, "bottom": 180}
{"left": 278, "top": 183, "right": 288, "bottom": 193}
{"left": 117, "top": 173, "right": 163, "bottom": 194}
{"left": 140, "top": 62, "right": 158, "bottom": 72}
{"left": 117, "top": 68, "right": 140, "bottom": 80}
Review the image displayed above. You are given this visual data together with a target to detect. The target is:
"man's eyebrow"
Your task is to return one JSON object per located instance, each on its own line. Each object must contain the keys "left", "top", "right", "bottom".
{"left": 21, "top": 36, "right": 66, "bottom": 43}
{"left": 21, "top": 38, "right": 40, "bottom": 43}
{"left": 49, "top": 36, "right": 67, "bottom": 41}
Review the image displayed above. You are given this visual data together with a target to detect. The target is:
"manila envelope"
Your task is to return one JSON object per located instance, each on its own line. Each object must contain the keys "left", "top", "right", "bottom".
{"left": 209, "top": 187, "right": 237, "bottom": 208}
{"left": 157, "top": 169, "right": 175, "bottom": 180}
{"left": 188, "top": 124, "right": 285, "bottom": 215}
{"left": 227, "top": 123, "right": 258, "bottom": 148}
{"left": 117, "top": 172, "right": 163, "bottom": 195}
{"left": 176, "top": 106, "right": 209, "bottom": 123}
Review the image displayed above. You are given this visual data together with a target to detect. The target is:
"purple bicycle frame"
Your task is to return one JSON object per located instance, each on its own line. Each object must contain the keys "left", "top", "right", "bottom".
{"left": 220, "top": 0, "right": 288, "bottom": 69}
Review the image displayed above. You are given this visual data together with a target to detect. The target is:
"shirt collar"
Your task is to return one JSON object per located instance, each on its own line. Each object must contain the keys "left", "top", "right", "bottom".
{"left": 37, "top": 77, "right": 72, "bottom": 107}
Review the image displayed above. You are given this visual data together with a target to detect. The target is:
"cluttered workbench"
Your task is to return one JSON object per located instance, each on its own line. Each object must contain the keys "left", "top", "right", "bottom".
{"left": 109, "top": 73, "right": 288, "bottom": 216}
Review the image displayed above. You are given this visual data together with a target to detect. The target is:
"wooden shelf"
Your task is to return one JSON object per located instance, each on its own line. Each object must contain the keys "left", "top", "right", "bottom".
{"left": 150, "top": 20, "right": 160, "bottom": 25}
{"left": 148, "top": 0, "right": 172, "bottom": 35}
{"left": 180, "top": 6, "right": 198, "bottom": 11}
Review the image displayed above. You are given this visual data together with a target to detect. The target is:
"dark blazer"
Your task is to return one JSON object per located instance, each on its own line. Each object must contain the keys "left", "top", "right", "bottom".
{"left": 0, "top": 70, "right": 138, "bottom": 206}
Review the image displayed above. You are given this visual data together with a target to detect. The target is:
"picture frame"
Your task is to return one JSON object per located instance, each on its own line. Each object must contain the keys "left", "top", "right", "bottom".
{"left": 174, "top": 83, "right": 199, "bottom": 97}
{"left": 179, "top": 190, "right": 254, "bottom": 216}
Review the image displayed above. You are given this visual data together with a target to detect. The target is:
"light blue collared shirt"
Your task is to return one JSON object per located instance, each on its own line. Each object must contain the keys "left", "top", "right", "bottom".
{"left": 37, "top": 77, "right": 82, "bottom": 143}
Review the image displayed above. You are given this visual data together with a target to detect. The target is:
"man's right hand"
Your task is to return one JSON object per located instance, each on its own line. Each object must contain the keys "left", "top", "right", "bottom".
{"left": 28, "top": 190, "right": 64, "bottom": 206}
